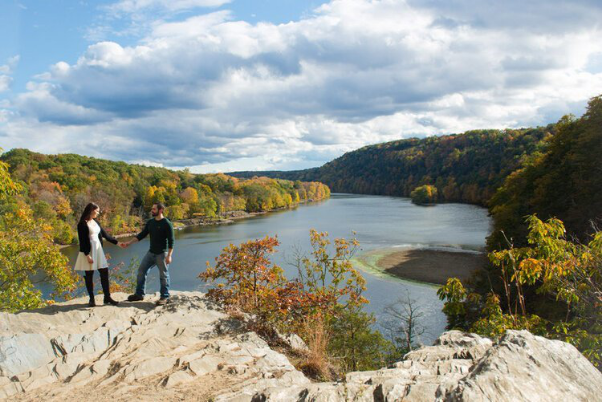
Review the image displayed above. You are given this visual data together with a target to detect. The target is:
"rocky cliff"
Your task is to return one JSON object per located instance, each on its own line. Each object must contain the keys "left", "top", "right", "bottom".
{"left": 1, "top": 292, "right": 600, "bottom": 402}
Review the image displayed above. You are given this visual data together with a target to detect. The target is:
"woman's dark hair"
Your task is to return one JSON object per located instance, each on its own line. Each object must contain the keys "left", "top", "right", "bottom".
{"left": 79, "top": 202, "right": 100, "bottom": 224}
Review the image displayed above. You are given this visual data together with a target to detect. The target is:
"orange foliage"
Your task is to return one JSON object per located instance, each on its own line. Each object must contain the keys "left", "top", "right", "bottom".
{"left": 200, "top": 230, "right": 366, "bottom": 335}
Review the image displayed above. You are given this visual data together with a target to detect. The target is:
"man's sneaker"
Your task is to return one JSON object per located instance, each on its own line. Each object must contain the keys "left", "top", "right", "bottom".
{"left": 156, "top": 298, "right": 169, "bottom": 306}
{"left": 127, "top": 294, "right": 144, "bottom": 302}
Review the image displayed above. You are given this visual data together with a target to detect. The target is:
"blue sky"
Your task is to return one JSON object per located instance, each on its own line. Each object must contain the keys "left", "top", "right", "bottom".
{"left": 1, "top": 0, "right": 602, "bottom": 172}
{"left": 1, "top": 0, "right": 329, "bottom": 93}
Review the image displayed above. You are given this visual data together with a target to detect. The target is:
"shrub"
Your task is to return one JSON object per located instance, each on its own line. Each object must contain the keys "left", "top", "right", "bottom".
{"left": 438, "top": 215, "right": 602, "bottom": 367}
{"left": 201, "top": 230, "right": 392, "bottom": 378}
{"left": 410, "top": 185, "right": 438, "bottom": 205}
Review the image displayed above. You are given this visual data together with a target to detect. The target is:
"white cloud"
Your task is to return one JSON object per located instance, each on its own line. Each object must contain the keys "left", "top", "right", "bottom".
{"left": 0, "top": 56, "right": 20, "bottom": 93}
{"left": 0, "top": 56, "right": 20, "bottom": 75}
{"left": 0, "top": 76, "right": 11, "bottom": 93}
{"left": 0, "top": 109, "right": 10, "bottom": 123}
{"left": 2, "top": 0, "right": 602, "bottom": 170}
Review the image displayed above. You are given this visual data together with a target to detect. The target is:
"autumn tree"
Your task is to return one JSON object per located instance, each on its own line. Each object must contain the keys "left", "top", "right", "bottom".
{"left": 438, "top": 215, "right": 602, "bottom": 367}
{"left": 0, "top": 153, "right": 79, "bottom": 312}
{"left": 488, "top": 95, "right": 602, "bottom": 250}
{"left": 287, "top": 230, "right": 392, "bottom": 373}
{"left": 410, "top": 184, "right": 438, "bottom": 205}
{"left": 180, "top": 187, "right": 199, "bottom": 205}
{"left": 294, "top": 229, "right": 367, "bottom": 316}
{"left": 200, "top": 229, "right": 390, "bottom": 377}
{"left": 0, "top": 155, "right": 21, "bottom": 197}
{"left": 200, "top": 236, "right": 286, "bottom": 325}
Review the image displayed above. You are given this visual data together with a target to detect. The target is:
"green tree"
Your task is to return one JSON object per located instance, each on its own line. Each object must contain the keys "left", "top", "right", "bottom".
{"left": 328, "top": 306, "right": 394, "bottom": 372}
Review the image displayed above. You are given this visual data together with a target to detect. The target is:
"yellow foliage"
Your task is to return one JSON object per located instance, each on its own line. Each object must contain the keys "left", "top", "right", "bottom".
{"left": 0, "top": 205, "right": 79, "bottom": 312}
{"left": 180, "top": 187, "right": 199, "bottom": 205}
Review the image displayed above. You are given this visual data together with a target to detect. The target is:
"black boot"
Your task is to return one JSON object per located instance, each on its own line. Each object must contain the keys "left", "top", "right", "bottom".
{"left": 84, "top": 271, "right": 96, "bottom": 307}
{"left": 99, "top": 268, "right": 119, "bottom": 306}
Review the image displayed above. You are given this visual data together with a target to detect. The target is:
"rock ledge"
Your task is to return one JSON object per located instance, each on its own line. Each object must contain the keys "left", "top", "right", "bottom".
{"left": 261, "top": 330, "right": 602, "bottom": 402}
{"left": 1, "top": 292, "right": 600, "bottom": 402}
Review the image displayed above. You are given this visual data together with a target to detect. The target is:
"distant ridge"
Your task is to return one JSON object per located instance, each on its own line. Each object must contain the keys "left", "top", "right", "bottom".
{"left": 229, "top": 125, "right": 553, "bottom": 206}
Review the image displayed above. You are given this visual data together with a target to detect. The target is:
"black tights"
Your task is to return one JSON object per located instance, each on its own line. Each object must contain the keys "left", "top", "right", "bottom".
{"left": 84, "top": 268, "right": 112, "bottom": 300}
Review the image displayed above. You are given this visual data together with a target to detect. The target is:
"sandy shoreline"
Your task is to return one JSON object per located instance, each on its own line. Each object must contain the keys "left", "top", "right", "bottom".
{"left": 356, "top": 248, "right": 487, "bottom": 285}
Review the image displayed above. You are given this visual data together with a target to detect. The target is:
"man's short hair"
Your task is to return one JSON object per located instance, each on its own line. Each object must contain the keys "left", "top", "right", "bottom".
{"left": 154, "top": 202, "right": 166, "bottom": 211}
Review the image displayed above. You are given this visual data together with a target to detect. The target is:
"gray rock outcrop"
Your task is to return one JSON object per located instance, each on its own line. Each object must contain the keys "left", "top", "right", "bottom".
{"left": 0, "top": 292, "right": 309, "bottom": 401}
{"left": 1, "top": 292, "right": 600, "bottom": 402}
{"left": 254, "top": 331, "right": 602, "bottom": 402}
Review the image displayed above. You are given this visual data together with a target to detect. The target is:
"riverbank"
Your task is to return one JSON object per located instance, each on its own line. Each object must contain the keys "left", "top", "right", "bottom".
{"left": 172, "top": 210, "right": 267, "bottom": 231}
{"left": 355, "top": 247, "right": 487, "bottom": 285}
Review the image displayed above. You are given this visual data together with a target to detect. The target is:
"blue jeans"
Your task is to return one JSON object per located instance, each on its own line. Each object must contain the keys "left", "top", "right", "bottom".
{"left": 135, "top": 251, "right": 170, "bottom": 299}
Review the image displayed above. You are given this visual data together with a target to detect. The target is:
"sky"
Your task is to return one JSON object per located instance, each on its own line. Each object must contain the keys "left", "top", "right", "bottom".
{"left": 1, "top": 0, "right": 602, "bottom": 173}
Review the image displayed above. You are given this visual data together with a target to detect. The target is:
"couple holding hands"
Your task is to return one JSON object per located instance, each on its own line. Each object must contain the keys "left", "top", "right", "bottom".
{"left": 74, "top": 202, "right": 175, "bottom": 307}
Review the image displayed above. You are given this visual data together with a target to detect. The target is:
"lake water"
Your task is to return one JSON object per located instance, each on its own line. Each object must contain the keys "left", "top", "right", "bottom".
{"left": 62, "top": 193, "right": 491, "bottom": 344}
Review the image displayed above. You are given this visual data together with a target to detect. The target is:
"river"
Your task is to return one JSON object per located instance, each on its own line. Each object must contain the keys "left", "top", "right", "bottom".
{"left": 62, "top": 193, "right": 491, "bottom": 344}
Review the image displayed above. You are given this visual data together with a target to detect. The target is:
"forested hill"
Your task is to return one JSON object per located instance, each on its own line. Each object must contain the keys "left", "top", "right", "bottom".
{"left": 230, "top": 126, "right": 553, "bottom": 206}
{"left": 231, "top": 95, "right": 602, "bottom": 247}
{"left": 487, "top": 96, "right": 602, "bottom": 248}
{"left": 0, "top": 149, "right": 330, "bottom": 244}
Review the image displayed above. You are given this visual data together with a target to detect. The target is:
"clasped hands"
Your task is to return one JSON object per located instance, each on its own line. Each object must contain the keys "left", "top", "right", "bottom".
{"left": 118, "top": 241, "right": 132, "bottom": 249}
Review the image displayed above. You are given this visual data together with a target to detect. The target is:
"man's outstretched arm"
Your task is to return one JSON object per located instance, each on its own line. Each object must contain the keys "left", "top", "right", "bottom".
{"left": 125, "top": 222, "right": 149, "bottom": 247}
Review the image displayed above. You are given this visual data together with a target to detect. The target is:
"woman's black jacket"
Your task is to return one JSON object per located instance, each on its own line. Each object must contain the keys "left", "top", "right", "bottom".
{"left": 77, "top": 219, "right": 118, "bottom": 256}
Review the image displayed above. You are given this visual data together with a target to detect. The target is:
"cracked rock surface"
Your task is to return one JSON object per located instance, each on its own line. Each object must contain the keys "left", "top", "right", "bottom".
{"left": 1, "top": 292, "right": 601, "bottom": 402}
{"left": 255, "top": 331, "right": 602, "bottom": 402}
{"left": 0, "top": 292, "right": 309, "bottom": 401}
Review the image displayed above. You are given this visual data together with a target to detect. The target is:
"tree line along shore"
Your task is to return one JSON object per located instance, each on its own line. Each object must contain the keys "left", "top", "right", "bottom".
{"left": 0, "top": 148, "right": 330, "bottom": 246}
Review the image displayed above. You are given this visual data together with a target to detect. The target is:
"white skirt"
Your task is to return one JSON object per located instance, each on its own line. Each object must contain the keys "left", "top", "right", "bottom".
{"left": 74, "top": 239, "right": 109, "bottom": 272}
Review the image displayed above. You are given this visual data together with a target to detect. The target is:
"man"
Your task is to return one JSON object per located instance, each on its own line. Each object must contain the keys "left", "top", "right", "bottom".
{"left": 124, "top": 202, "right": 175, "bottom": 305}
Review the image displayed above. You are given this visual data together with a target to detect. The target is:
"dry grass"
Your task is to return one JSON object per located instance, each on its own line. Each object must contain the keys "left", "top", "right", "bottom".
{"left": 222, "top": 303, "right": 341, "bottom": 381}
{"left": 296, "top": 314, "right": 339, "bottom": 381}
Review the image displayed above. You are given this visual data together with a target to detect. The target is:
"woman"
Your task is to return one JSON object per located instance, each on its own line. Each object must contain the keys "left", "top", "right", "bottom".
{"left": 74, "top": 203, "right": 120, "bottom": 307}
